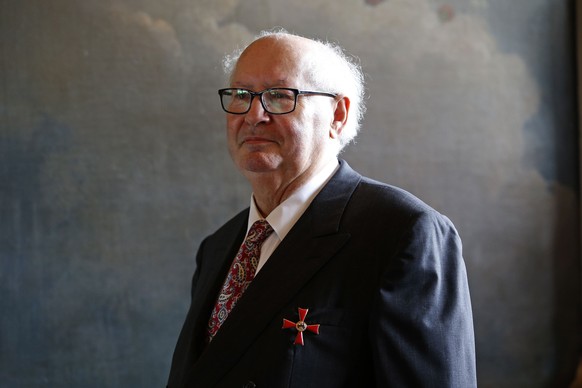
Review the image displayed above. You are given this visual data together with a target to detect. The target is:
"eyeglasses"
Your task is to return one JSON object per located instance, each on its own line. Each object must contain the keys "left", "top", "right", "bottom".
{"left": 218, "top": 88, "right": 338, "bottom": 115}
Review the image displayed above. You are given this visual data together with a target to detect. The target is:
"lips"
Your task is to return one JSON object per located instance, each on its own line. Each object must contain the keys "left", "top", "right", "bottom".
{"left": 241, "top": 136, "right": 276, "bottom": 146}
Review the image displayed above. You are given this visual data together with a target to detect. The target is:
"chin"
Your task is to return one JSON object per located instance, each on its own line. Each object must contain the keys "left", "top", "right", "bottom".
{"left": 236, "top": 153, "right": 282, "bottom": 174}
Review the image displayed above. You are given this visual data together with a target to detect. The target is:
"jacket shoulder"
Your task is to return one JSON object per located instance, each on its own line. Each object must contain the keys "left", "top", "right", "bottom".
{"left": 203, "top": 208, "right": 249, "bottom": 243}
{"left": 353, "top": 176, "right": 442, "bottom": 218}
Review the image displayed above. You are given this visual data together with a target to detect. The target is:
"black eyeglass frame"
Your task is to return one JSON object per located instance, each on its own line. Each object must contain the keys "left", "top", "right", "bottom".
{"left": 218, "top": 87, "right": 338, "bottom": 115}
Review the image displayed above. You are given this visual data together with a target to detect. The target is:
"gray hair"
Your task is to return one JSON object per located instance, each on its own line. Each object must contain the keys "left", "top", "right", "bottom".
{"left": 222, "top": 29, "right": 366, "bottom": 150}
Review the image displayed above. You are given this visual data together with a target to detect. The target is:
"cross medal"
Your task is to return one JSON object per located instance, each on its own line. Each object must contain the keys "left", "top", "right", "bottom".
{"left": 282, "top": 307, "right": 320, "bottom": 346}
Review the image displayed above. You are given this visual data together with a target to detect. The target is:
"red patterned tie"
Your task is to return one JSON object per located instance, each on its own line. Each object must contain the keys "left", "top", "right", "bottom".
{"left": 206, "top": 219, "right": 274, "bottom": 342}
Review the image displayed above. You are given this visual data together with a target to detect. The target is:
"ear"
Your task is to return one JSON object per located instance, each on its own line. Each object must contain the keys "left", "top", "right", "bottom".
{"left": 330, "top": 96, "right": 350, "bottom": 139}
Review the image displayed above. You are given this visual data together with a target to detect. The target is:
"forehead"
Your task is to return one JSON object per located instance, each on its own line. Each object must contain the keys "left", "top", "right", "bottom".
{"left": 231, "top": 36, "right": 316, "bottom": 88}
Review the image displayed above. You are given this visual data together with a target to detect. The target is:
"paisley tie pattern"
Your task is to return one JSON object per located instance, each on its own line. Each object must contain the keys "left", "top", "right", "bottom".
{"left": 206, "top": 219, "right": 274, "bottom": 342}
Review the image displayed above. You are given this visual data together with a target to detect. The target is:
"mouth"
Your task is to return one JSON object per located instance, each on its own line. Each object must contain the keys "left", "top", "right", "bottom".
{"left": 241, "top": 136, "right": 275, "bottom": 146}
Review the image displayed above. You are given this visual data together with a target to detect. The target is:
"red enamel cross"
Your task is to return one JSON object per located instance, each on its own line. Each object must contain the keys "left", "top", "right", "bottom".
{"left": 282, "top": 307, "right": 320, "bottom": 346}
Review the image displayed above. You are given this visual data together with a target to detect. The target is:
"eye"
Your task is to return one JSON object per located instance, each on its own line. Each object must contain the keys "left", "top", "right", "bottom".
{"left": 268, "top": 89, "right": 294, "bottom": 100}
{"left": 234, "top": 89, "right": 250, "bottom": 100}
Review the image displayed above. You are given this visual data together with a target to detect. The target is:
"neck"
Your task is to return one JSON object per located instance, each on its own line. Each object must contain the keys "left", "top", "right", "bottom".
{"left": 248, "top": 172, "right": 309, "bottom": 217}
{"left": 247, "top": 157, "right": 336, "bottom": 216}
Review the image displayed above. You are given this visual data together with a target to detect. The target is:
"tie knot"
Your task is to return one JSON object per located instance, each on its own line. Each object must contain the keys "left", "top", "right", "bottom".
{"left": 247, "top": 219, "right": 274, "bottom": 244}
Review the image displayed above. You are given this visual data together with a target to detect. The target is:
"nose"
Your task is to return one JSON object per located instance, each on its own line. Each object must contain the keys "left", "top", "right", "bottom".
{"left": 244, "top": 95, "right": 270, "bottom": 126}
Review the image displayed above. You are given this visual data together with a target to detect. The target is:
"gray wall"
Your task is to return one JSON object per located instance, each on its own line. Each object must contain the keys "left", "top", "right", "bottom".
{"left": 1, "top": 0, "right": 579, "bottom": 387}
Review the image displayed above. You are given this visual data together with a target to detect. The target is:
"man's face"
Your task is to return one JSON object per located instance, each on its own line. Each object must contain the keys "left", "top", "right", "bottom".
{"left": 225, "top": 37, "right": 338, "bottom": 184}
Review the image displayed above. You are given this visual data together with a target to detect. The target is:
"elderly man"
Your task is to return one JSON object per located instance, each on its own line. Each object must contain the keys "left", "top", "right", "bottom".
{"left": 167, "top": 30, "right": 476, "bottom": 388}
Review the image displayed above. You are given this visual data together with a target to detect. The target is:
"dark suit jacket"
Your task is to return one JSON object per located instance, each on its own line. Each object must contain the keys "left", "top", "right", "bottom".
{"left": 168, "top": 160, "right": 476, "bottom": 388}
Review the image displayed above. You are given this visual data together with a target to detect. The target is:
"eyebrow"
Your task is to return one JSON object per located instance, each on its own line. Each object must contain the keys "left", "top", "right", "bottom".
{"left": 231, "top": 79, "right": 291, "bottom": 89}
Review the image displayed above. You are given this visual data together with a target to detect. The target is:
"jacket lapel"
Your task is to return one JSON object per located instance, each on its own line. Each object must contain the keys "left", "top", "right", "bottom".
{"left": 178, "top": 211, "right": 248, "bottom": 370}
{"left": 185, "top": 161, "right": 362, "bottom": 387}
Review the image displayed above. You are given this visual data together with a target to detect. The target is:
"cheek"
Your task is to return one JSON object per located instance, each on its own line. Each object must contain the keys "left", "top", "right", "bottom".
{"left": 294, "top": 110, "right": 330, "bottom": 144}
{"left": 226, "top": 115, "right": 238, "bottom": 128}
{"left": 282, "top": 119, "right": 311, "bottom": 149}
{"left": 226, "top": 116, "right": 241, "bottom": 137}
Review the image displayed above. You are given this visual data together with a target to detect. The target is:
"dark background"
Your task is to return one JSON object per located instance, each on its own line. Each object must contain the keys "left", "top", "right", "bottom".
{"left": 1, "top": 0, "right": 580, "bottom": 386}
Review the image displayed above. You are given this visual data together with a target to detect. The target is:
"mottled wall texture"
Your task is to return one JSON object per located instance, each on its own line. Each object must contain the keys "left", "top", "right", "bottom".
{"left": 1, "top": 0, "right": 579, "bottom": 387}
